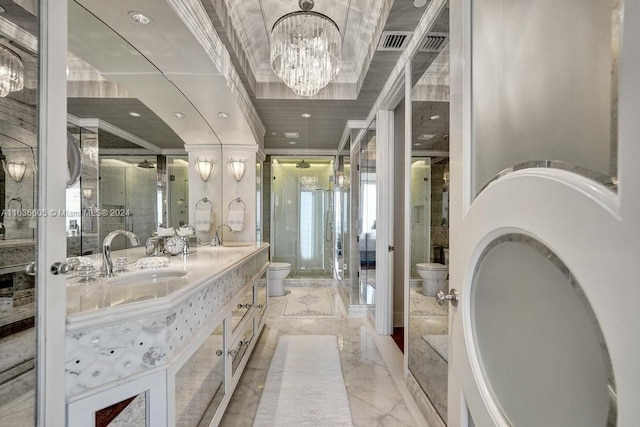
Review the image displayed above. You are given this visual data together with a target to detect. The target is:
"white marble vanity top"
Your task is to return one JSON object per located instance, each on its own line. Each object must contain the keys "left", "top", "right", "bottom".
{"left": 66, "top": 242, "right": 269, "bottom": 329}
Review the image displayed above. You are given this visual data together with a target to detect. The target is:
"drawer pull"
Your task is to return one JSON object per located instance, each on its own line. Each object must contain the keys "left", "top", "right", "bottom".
{"left": 216, "top": 349, "right": 223, "bottom": 357}
{"left": 228, "top": 349, "right": 237, "bottom": 357}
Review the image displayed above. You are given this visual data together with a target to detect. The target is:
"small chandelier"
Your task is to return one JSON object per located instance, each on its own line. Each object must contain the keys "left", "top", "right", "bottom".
{"left": 270, "top": 0, "right": 342, "bottom": 96}
{"left": 0, "top": 46, "right": 24, "bottom": 97}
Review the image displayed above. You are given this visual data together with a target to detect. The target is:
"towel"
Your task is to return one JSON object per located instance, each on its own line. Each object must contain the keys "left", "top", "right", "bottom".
{"left": 227, "top": 209, "right": 244, "bottom": 232}
{"left": 195, "top": 209, "right": 211, "bottom": 232}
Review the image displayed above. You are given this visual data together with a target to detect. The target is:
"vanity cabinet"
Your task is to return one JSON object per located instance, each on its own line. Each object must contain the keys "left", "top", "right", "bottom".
{"left": 65, "top": 244, "right": 269, "bottom": 427}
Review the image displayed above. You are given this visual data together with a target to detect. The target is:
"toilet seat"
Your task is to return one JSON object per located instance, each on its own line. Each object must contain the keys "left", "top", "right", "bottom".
{"left": 417, "top": 262, "right": 447, "bottom": 271}
{"left": 269, "top": 262, "right": 291, "bottom": 271}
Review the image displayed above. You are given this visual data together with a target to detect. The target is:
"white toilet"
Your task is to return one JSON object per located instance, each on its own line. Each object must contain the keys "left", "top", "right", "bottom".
{"left": 416, "top": 263, "right": 448, "bottom": 297}
{"left": 268, "top": 262, "right": 291, "bottom": 297}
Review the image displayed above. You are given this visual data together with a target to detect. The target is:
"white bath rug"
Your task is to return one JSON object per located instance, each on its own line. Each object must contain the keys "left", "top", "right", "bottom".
{"left": 281, "top": 288, "right": 335, "bottom": 318}
{"left": 253, "top": 335, "right": 353, "bottom": 427}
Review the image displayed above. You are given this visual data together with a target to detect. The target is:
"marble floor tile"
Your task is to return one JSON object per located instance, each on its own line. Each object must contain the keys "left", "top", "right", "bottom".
{"left": 220, "top": 286, "right": 422, "bottom": 426}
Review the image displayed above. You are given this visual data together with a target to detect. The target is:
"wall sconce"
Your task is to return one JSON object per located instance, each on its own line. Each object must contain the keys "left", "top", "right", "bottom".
{"left": 195, "top": 158, "right": 214, "bottom": 182}
{"left": 82, "top": 188, "right": 93, "bottom": 200}
{"left": 2, "top": 160, "right": 26, "bottom": 182}
{"left": 228, "top": 159, "right": 247, "bottom": 182}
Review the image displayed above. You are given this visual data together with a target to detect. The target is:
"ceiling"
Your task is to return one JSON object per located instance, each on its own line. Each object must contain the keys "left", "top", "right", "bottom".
{"left": 0, "top": 0, "right": 449, "bottom": 155}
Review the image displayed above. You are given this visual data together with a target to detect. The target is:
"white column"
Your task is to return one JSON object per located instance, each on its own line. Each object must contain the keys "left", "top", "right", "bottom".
{"left": 376, "top": 110, "right": 394, "bottom": 335}
{"left": 186, "top": 145, "right": 222, "bottom": 244}
{"left": 221, "top": 145, "right": 258, "bottom": 243}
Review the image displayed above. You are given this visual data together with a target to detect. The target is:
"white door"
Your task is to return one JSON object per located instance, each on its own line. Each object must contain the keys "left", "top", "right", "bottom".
{"left": 448, "top": 0, "right": 639, "bottom": 426}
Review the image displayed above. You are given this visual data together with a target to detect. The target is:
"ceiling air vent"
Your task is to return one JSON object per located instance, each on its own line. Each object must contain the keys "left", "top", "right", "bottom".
{"left": 377, "top": 31, "right": 412, "bottom": 51}
{"left": 419, "top": 32, "right": 448, "bottom": 52}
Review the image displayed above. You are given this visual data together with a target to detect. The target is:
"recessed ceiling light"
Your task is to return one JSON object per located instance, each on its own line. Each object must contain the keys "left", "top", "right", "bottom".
{"left": 173, "top": 112, "right": 185, "bottom": 119}
{"left": 288, "top": 141, "right": 297, "bottom": 145}
{"left": 414, "top": 0, "right": 428, "bottom": 7}
{"left": 271, "top": 132, "right": 277, "bottom": 135}
{"left": 218, "top": 112, "right": 230, "bottom": 119}
{"left": 414, "top": 143, "right": 421, "bottom": 146}
{"left": 417, "top": 134, "right": 436, "bottom": 141}
{"left": 430, "top": 115, "right": 440, "bottom": 120}
{"left": 128, "top": 11, "right": 153, "bottom": 25}
{"left": 129, "top": 112, "right": 141, "bottom": 117}
{"left": 284, "top": 132, "right": 299, "bottom": 138}
{"left": 301, "top": 113, "right": 311, "bottom": 118}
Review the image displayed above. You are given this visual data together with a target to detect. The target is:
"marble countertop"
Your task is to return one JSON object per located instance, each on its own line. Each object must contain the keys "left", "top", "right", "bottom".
{"left": 66, "top": 242, "right": 269, "bottom": 329}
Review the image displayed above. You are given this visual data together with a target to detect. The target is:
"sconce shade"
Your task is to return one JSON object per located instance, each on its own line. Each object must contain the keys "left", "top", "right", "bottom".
{"left": 2, "top": 160, "right": 26, "bottom": 182}
{"left": 195, "top": 158, "right": 214, "bottom": 182}
{"left": 228, "top": 159, "right": 247, "bottom": 182}
{"left": 82, "top": 188, "right": 93, "bottom": 199}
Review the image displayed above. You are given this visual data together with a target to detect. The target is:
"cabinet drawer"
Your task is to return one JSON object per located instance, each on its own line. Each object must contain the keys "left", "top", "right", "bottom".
{"left": 231, "top": 284, "right": 255, "bottom": 333}
{"left": 229, "top": 317, "right": 254, "bottom": 376}
{"left": 255, "top": 276, "right": 267, "bottom": 323}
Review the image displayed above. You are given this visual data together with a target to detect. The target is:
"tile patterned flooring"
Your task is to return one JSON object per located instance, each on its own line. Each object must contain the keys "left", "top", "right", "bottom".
{"left": 220, "top": 287, "right": 421, "bottom": 426}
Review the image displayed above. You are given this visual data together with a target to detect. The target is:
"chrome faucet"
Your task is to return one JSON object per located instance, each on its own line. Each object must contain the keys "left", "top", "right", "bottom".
{"left": 102, "top": 230, "right": 140, "bottom": 276}
{"left": 212, "top": 224, "right": 232, "bottom": 247}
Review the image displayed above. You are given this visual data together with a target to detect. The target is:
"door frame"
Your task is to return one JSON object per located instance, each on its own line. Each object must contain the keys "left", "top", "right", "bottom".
{"left": 37, "top": 1, "right": 68, "bottom": 424}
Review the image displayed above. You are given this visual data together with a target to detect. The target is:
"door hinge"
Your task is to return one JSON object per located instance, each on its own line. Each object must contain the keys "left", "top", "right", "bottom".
{"left": 388, "top": 245, "right": 395, "bottom": 252}
{"left": 356, "top": 235, "right": 360, "bottom": 242}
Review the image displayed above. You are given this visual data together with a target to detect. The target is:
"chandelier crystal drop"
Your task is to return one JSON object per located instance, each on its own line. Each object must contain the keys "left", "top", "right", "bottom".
{"left": 0, "top": 46, "right": 24, "bottom": 97}
{"left": 270, "top": 0, "right": 342, "bottom": 97}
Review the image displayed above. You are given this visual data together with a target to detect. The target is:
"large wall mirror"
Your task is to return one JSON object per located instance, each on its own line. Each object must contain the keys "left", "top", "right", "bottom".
{"left": 0, "top": 2, "right": 39, "bottom": 423}
{"left": 65, "top": 0, "right": 223, "bottom": 256}
{"left": 407, "top": 5, "right": 450, "bottom": 424}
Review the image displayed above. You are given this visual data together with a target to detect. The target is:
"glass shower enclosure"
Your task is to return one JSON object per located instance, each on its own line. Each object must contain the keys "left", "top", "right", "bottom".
{"left": 270, "top": 158, "right": 335, "bottom": 278}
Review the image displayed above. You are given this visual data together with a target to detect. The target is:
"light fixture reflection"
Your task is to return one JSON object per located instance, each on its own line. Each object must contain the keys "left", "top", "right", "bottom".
{"left": 0, "top": 46, "right": 24, "bottom": 97}
{"left": 82, "top": 188, "right": 93, "bottom": 199}
{"left": 195, "top": 158, "right": 214, "bottom": 182}
{"left": 228, "top": 158, "right": 247, "bottom": 182}
{"left": 2, "top": 160, "right": 26, "bottom": 182}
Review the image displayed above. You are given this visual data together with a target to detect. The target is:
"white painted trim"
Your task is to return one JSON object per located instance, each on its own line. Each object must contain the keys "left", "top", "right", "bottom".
{"left": 38, "top": 1, "right": 68, "bottom": 424}
{"left": 350, "top": 129, "right": 367, "bottom": 156}
{"left": 184, "top": 144, "right": 223, "bottom": 152}
{"left": 265, "top": 148, "right": 339, "bottom": 156}
{"left": 375, "top": 110, "right": 394, "bottom": 335}
{"left": 337, "top": 120, "right": 368, "bottom": 153}
{"left": 256, "top": 146, "right": 266, "bottom": 162}
{"left": 403, "top": 62, "right": 412, "bottom": 378}
{"left": 66, "top": 114, "right": 165, "bottom": 154}
{"left": 221, "top": 143, "right": 259, "bottom": 152}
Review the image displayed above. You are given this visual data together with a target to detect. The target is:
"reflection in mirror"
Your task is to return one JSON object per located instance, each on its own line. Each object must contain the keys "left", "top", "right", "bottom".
{"left": 407, "top": 5, "right": 450, "bottom": 424}
{"left": 358, "top": 121, "right": 376, "bottom": 322}
{"left": 0, "top": 2, "right": 38, "bottom": 424}
{"left": 335, "top": 151, "right": 351, "bottom": 305}
{"left": 167, "top": 156, "right": 189, "bottom": 229}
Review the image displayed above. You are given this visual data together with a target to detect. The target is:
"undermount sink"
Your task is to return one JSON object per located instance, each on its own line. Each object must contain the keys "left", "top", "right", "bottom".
{"left": 106, "top": 269, "right": 190, "bottom": 307}
{"left": 108, "top": 269, "right": 188, "bottom": 286}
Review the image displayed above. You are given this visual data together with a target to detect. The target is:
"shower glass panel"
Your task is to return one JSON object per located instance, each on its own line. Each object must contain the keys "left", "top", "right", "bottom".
{"left": 99, "top": 156, "right": 158, "bottom": 250}
{"left": 271, "top": 158, "right": 334, "bottom": 277}
{"left": 167, "top": 156, "right": 189, "bottom": 228}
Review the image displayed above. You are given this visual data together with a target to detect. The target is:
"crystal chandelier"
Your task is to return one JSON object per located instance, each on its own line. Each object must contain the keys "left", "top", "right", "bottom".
{"left": 270, "top": 0, "right": 341, "bottom": 96}
{"left": 0, "top": 46, "right": 24, "bottom": 97}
